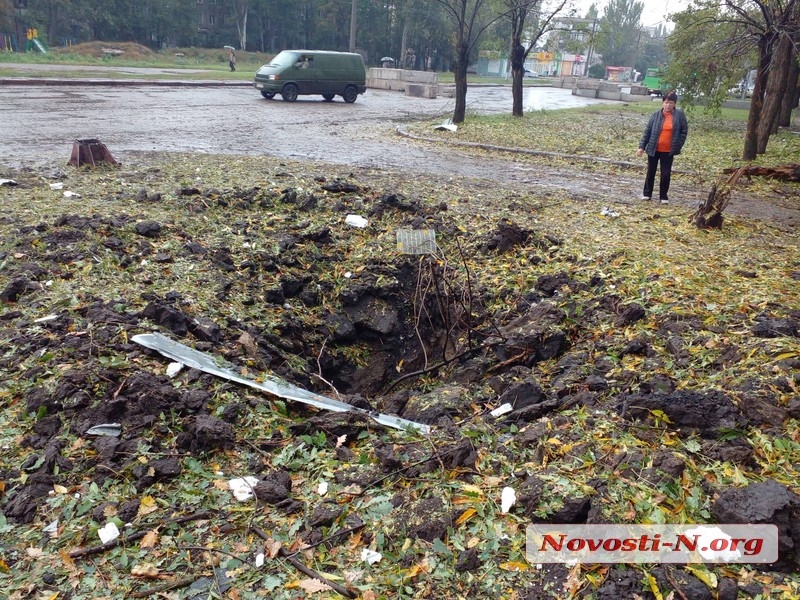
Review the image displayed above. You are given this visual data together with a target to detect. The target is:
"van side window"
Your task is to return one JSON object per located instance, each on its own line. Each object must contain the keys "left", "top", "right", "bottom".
{"left": 299, "top": 56, "right": 313, "bottom": 69}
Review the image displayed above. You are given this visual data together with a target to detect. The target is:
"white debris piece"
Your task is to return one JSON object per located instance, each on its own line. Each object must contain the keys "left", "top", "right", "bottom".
{"left": 166, "top": 362, "right": 184, "bottom": 378}
{"left": 345, "top": 214, "right": 368, "bottom": 228}
{"left": 98, "top": 522, "right": 121, "bottom": 544}
{"left": 361, "top": 549, "right": 383, "bottom": 565}
{"left": 228, "top": 476, "right": 260, "bottom": 501}
{"left": 63, "top": 191, "right": 81, "bottom": 198}
{"left": 501, "top": 486, "right": 516, "bottom": 513}
{"left": 255, "top": 552, "right": 265, "bottom": 568}
{"left": 490, "top": 403, "right": 513, "bottom": 417}
{"left": 49, "top": 182, "right": 64, "bottom": 190}
{"left": 600, "top": 206, "right": 620, "bottom": 218}
{"left": 317, "top": 481, "right": 328, "bottom": 496}
{"left": 43, "top": 519, "right": 59, "bottom": 535}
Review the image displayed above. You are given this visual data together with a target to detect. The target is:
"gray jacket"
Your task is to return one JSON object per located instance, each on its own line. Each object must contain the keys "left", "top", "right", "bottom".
{"left": 639, "top": 108, "right": 688, "bottom": 156}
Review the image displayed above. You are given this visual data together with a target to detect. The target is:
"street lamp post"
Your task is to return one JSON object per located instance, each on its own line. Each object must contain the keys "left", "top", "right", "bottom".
{"left": 349, "top": 0, "right": 356, "bottom": 53}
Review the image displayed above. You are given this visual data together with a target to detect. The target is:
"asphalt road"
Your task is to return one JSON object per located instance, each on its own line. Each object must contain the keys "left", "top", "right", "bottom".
{"left": 0, "top": 81, "right": 617, "bottom": 181}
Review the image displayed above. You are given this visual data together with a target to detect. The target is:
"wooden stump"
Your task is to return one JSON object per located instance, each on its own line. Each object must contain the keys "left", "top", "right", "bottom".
{"left": 68, "top": 138, "right": 119, "bottom": 167}
{"left": 690, "top": 167, "right": 746, "bottom": 229}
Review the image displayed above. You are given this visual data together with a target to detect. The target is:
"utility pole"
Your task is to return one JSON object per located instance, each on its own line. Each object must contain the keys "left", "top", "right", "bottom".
{"left": 349, "top": 0, "right": 356, "bottom": 53}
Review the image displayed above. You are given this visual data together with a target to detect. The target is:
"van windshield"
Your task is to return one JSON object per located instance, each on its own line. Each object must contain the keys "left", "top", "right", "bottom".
{"left": 269, "top": 51, "right": 300, "bottom": 67}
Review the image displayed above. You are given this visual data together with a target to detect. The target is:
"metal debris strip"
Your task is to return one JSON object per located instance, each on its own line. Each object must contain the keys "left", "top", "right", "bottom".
{"left": 132, "top": 333, "right": 430, "bottom": 434}
{"left": 396, "top": 229, "right": 437, "bottom": 255}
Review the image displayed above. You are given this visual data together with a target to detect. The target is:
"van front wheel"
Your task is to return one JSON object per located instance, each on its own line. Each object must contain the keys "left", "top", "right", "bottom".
{"left": 342, "top": 85, "right": 358, "bottom": 103}
{"left": 322, "top": 93, "right": 335, "bottom": 101}
{"left": 281, "top": 84, "right": 299, "bottom": 102}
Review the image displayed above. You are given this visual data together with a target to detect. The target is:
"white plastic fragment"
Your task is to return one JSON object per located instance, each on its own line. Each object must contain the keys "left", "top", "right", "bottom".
{"left": 255, "top": 553, "right": 265, "bottom": 568}
{"left": 501, "top": 486, "right": 516, "bottom": 513}
{"left": 0, "top": 179, "right": 17, "bottom": 186}
{"left": 63, "top": 191, "right": 81, "bottom": 198}
{"left": 490, "top": 403, "right": 513, "bottom": 417}
{"left": 166, "top": 362, "right": 184, "bottom": 378}
{"left": 228, "top": 476, "right": 260, "bottom": 501}
{"left": 361, "top": 549, "right": 383, "bottom": 565}
{"left": 49, "top": 182, "right": 64, "bottom": 190}
{"left": 317, "top": 481, "right": 328, "bottom": 496}
{"left": 98, "top": 522, "right": 120, "bottom": 544}
{"left": 345, "top": 214, "right": 368, "bottom": 228}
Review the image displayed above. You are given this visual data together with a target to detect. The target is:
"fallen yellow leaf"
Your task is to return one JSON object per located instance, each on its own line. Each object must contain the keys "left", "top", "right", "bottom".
{"left": 137, "top": 495, "right": 159, "bottom": 517}
{"left": 455, "top": 507, "right": 477, "bottom": 526}
{"left": 498, "top": 561, "right": 528, "bottom": 572}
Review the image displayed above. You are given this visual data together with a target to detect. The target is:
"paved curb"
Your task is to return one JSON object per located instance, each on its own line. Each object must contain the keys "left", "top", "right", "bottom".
{"left": 395, "top": 125, "right": 643, "bottom": 170}
{"left": 0, "top": 77, "right": 252, "bottom": 87}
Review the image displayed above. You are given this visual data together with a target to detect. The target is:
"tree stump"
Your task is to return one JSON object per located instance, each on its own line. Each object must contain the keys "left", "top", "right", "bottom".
{"left": 68, "top": 138, "right": 119, "bottom": 167}
{"left": 690, "top": 167, "right": 746, "bottom": 229}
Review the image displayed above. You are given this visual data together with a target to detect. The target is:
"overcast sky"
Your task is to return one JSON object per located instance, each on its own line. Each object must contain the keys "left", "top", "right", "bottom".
{"left": 575, "top": 0, "right": 691, "bottom": 28}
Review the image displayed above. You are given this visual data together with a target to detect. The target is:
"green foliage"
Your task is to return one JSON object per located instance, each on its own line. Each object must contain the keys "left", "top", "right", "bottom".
{"left": 595, "top": 0, "right": 644, "bottom": 67}
{"left": 666, "top": 4, "right": 756, "bottom": 110}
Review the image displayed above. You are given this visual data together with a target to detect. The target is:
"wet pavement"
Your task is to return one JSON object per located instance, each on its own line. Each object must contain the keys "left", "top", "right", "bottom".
{"left": 0, "top": 79, "right": 617, "bottom": 177}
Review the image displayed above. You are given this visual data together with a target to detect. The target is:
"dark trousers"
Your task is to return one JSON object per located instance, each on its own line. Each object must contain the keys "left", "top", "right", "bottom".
{"left": 643, "top": 151, "right": 674, "bottom": 200}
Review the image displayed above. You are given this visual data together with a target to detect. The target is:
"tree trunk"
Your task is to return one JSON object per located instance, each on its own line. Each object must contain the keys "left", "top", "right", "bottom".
{"left": 400, "top": 21, "right": 409, "bottom": 69}
{"left": 511, "top": 43, "right": 525, "bottom": 117}
{"left": 756, "top": 34, "right": 791, "bottom": 153}
{"left": 778, "top": 56, "right": 799, "bottom": 127}
{"left": 743, "top": 36, "right": 772, "bottom": 160}
{"left": 452, "top": 42, "right": 469, "bottom": 124}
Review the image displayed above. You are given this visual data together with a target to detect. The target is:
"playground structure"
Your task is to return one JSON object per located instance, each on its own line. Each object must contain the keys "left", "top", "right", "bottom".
{"left": 0, "top": 27, "right": 50, "bottom": 53}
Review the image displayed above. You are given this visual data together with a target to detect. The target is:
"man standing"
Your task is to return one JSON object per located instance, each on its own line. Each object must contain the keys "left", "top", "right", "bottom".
{"left": 636, "top": 91, "right": 688, "bottom": 204}
{"left": 228, "top": 49, "right": 237, "bottom": 72}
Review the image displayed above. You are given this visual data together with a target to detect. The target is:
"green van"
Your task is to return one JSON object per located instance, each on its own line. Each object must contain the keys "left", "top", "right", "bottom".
{"left": 254, "top": 50, "right": 367, "bottom": 103}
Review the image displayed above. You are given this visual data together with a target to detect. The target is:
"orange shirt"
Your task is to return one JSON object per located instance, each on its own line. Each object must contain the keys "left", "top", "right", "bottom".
{"left": 657, "top": 112, "right": 673, "bottom": 152}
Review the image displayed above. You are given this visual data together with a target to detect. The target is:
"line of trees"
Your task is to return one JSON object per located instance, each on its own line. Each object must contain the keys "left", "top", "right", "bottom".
{"left": 0, "top": 0, "right": 457, "bottom": 71}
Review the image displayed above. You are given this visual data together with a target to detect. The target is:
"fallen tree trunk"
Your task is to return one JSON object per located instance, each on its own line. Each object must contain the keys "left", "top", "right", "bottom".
{"left": 722, "top": 164, "right": 800, "bottom": 182}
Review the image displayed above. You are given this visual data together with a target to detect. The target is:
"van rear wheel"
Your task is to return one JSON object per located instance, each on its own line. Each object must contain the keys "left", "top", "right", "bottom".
{"left": 260, "top": 91, "right": 275, "bottom": 99}
{"left": 322, "top": 93, "right": 335, "bottom": 101}
{"left": 281, "top": 84, "right": 299, "bottom": 102}
{"left": 342, "top": 85, "right": 358, "bottom": 103}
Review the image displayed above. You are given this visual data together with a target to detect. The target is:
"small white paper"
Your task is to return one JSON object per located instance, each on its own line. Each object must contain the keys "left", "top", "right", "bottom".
{"left": 255, "top": 552, "right": 265, "bottom": 568}
{"left": 490, "top": 403, "right": 513, "bottom": 417}
{"left": 228, "top": 476, "right": 260, "bottom": 501}
{"left": 501, "top": 486, "right": 516, "bottom": 513}
{"left": 317, "top": 481, "right": 328, "bottom": 496}
{"left": 98, "top": 522, "right": 120, "bottom": 544}
{"left": 166, "top": 362, "right": 184, "bottom": 378}
{"left": 345, "top": 214, "right": 368, "bottom": 228}
{"left": 63, "top": 191, "right": 81, "bottom": 198}
{"left": 0, "top": 178, "right": 17, "bottom": 186}
{"left": 49, "top": 182, "right": 64, "bottom": 190}
{"left": 361, "top": 548, "right": 382, "bottom": 565}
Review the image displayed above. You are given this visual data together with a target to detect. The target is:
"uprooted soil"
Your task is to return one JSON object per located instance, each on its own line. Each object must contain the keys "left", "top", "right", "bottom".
{"left": 0, "top": 153, "right": 799, "bottom": 599}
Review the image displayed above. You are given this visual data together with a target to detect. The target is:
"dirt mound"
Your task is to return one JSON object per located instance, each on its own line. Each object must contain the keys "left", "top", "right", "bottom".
{"left": 51, "top": 41, "right": 154, "bottom": 59}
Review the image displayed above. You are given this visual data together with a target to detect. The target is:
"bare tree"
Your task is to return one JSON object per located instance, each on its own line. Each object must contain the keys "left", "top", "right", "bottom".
{"left": 505, "top": 0, "right": 570, "bottom": 117}
{"left": 434, "top": 0, "right": 507, "bottom": 123}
